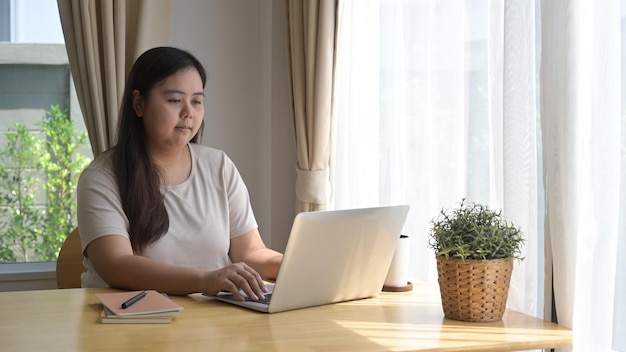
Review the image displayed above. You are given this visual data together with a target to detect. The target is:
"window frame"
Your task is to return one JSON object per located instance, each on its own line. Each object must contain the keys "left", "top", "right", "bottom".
{"left": 0, "top": 43, "right": 84, "bottom": 289}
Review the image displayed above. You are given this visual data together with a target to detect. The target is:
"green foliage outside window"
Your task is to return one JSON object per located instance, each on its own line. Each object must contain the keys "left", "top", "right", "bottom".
{"left": 0, "top": 105, "right": 91, "bottom": 262}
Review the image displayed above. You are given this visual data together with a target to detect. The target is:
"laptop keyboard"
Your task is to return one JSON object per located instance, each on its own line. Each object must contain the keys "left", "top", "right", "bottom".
{"left": 245, "top": 293, "right": 273, "bottom": 304}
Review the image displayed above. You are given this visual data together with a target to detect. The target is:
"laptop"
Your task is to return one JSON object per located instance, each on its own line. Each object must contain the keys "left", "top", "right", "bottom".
{"left": 213, "top": 205, "right": 410, "bottom": 313}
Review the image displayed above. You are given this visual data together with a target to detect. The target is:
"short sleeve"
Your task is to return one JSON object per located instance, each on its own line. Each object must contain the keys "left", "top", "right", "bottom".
{"left": 76, "top": 153, "right": 130, "bottom": 254}
{"left": 221, "top": 153, "right": 258, "bottom": 238}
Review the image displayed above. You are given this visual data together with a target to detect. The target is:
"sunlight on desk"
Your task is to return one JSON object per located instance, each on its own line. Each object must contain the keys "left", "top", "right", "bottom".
{"left": 332, "top": 285, "right": 572, "bottom": 352}
{"left": 0, "top": 282, "right": 571, "bottom": 352}
{"left": 335, "top": 317, "right": 573, "bottom": 352}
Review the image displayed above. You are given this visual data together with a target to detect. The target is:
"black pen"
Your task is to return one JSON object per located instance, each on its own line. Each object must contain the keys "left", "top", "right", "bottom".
{"left": 121, "top": 290, "right": 148, "bottom": 309}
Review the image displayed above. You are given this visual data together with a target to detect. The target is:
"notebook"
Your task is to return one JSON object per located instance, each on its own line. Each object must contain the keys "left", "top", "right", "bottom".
{"left": 95, "top": 290, "right": 183, "bottom": 317}
{"left": 214, "top": 205, "right": 410, "bottom": 313}
{"left": 99, "top": 307, "right": 174, "bottom": 324}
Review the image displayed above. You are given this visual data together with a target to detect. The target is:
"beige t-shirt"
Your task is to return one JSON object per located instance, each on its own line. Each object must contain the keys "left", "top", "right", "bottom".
{"left": 76, "top": 143, "right": 258, "bottom": 287}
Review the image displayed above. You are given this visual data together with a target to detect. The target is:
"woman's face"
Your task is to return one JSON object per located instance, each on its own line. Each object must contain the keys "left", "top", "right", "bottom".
{"left": 133, "top": 67, "right": 205, "bottom": 154}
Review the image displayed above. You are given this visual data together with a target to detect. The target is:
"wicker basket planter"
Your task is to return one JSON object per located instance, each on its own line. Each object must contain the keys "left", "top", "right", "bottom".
{"left": 436, "top": 256, "right": 513, "bottom": 322}
{"left": 428, "top": 199, "right": 524, "bottom": 323}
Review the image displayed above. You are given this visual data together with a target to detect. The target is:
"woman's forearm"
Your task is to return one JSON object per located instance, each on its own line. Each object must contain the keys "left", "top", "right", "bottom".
{"left": 244, "top": 249, "right": 283, "bottom": 280}
{"left": 98, "top": 254, "right": 207, "bottom": 295}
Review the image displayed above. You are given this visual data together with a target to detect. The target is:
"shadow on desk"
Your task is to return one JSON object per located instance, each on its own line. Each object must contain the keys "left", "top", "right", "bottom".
{"left": 0, "top": 285, "right": 570, "bottom": 351}
{"left": 194, "top": 289, "right": 571, "bottom": 352}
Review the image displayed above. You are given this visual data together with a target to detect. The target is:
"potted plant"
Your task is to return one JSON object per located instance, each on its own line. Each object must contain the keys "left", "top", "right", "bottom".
{"left": 427, "top": 199, "right": 525, "bottom": 322}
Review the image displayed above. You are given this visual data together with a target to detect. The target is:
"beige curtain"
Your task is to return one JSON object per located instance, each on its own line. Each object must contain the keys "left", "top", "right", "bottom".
{"left": 57, "top": 0, "right": 172, "bottom": 157}
{"left": 285, "top": 0, "right": 337, "bottom": 213}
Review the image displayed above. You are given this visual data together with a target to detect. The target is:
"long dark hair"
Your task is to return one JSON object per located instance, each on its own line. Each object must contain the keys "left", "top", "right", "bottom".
{"left": 112, "top": 47, "right": 207, "bottom": 252}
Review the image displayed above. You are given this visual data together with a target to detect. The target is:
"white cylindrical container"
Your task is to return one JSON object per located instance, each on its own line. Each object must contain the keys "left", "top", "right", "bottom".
{"left": 384, "top": 235, "right": 411, "bottom": 289}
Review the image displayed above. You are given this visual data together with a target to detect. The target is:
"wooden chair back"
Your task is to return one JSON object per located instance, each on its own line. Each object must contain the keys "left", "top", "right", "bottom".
{"left": 56, "top": 227, "right": 86, "bottom": 288}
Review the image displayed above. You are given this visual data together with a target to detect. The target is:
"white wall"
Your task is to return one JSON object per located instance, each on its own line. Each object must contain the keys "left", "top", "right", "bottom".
{"left": 0, "top": 0, "right": 296, "bottom": 292}
{"left": 170, "top": 0, "right": 296, "bottom": 252}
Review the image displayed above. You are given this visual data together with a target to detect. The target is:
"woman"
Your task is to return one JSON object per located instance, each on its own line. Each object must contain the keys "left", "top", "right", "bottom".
{"left": 77, "top": 47, "right": 282, "bottom": 301}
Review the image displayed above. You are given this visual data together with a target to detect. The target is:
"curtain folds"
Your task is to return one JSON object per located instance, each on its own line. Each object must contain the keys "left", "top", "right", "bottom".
{"left": 333, "top": 0, "right": 539, "bottom": 317}
{"left": 285, "top": 0, "right": 337, "bottom": 213}
{"left": 57, "top": 0, "right": 172, "bottom": 157}
{"left": 499, "top": 0, "right": 539, "bottom": 318}
{"left": 540, "top": 1, "right": 622, "bottom": 351}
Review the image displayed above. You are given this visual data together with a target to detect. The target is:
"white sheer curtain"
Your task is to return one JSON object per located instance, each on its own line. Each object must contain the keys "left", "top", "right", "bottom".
{"left": 334, "top": 0, "right": 626, "bottom": 350}
{"left": 333, "top": 0, "right": 540, "bottom": 318}
{"left": 541, "top": 1, "right": 625, "bottom": 351}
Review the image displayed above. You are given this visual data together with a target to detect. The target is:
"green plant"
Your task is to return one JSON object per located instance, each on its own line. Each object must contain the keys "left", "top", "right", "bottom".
{"left": 37, "top": 105, "right": 91, "bottom": 261}
{"left": 428, "top": 199, "right": 525, "bottom": 262}
{"left": 0, "top": 105, "right": 91, "bottom": 262}
{"left": 0, "top": 124, "right": 45, "bottom": 262}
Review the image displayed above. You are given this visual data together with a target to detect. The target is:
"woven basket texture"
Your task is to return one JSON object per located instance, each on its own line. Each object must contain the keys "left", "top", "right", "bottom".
{"left": 436, "top": 256, "right": 513, "bottom": 322}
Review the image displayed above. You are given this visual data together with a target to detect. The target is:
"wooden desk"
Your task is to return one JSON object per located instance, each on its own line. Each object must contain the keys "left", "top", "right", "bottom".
{"left": 0, "top": 282, "right": 571, "bottom": 351}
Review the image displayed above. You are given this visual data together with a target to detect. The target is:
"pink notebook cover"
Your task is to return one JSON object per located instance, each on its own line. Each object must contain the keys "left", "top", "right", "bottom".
{"left": 95, "top": 290, "right": 183, "bottom": 316}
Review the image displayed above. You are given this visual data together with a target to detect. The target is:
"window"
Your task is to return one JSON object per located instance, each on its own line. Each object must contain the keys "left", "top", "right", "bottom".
{"left": 0, "top": 0, "right": 91, "bottom": 266}
{"left": 333, "top": 0, "right": 543, "bottom": 315}
{"left": 334, "top": 1, "right": 625, "bottom": 349}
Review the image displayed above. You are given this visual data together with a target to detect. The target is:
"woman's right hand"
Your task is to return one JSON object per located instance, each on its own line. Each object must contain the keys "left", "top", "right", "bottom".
{"left": 203, "top": 262, "right": 268, "bottom": 301}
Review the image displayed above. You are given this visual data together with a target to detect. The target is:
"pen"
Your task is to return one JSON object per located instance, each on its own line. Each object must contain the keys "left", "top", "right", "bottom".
{"left": 121, "top": 290, "right": 148, "bottom": 309}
